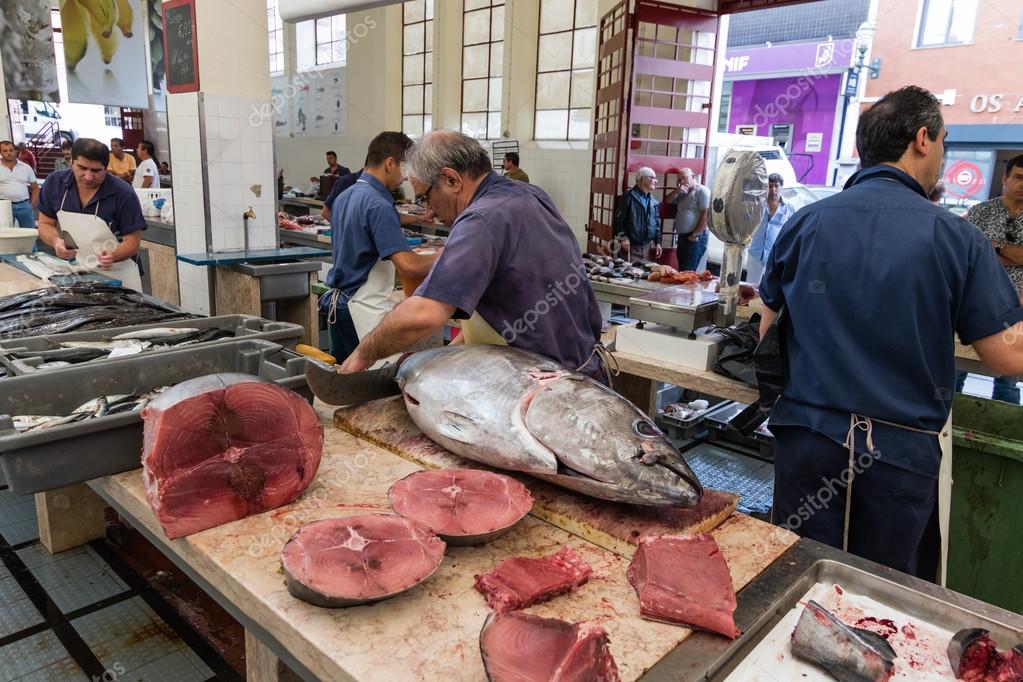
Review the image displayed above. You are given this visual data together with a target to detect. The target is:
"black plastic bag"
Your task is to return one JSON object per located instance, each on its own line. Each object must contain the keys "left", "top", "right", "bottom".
{"left": 711, "top": 313, "right": 762, "bottom": 387}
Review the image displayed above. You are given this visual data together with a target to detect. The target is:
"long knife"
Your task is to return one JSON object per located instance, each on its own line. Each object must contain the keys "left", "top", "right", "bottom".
{"left": 304, "top": 358, "right": 402, "bottom": 406}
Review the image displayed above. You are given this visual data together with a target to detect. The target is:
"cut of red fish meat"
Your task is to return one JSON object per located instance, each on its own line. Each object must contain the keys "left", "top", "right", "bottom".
{"left": 281, "top": 514, "right": 446, "bottom": 608}
{"left": 949, "top": 629, "right": 1023, "bottom": 682}
{"left": 626, "top": 533, "right": 740, "bottom": 638}
{"left": 480, "top": 611, "right": 621, "bottom": 682}
{"left": 474, "top": 546, "right": 592, "bottom": 613}
{"left": 388, "top": 468, "right": 533, "bottom": 545}
{"left": 141, "top": 374, "right": 322, "bottom": 539}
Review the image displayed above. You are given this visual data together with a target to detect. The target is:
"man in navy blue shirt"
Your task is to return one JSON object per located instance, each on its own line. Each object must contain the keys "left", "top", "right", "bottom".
{"left": 338, "top": 130, "right": 603, "bottom": 379}
{"left": 36, "top": 138, "right": 146, "bottom": 272}
{"left": 320, "top": 132, "right": 439, "bottom": 362}
{"left": 759, "top": 86, "right": 1023, "bottom": 579}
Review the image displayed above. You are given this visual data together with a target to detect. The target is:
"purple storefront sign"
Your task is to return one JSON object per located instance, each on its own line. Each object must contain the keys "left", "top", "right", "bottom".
{"left": 724, "top": 39, "right": 856, "bottom": 77}
{"left": 727, "top": 74, "right": 843, "bottom": 185}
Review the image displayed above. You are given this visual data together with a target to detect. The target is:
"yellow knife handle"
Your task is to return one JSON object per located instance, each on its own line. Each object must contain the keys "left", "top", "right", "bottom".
{"left": 295, "top": 344, "right": 336, "bottom": 365}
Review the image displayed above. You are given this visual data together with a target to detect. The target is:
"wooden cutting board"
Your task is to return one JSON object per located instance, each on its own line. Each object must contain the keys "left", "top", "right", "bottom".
{"left": 335, "top": 396, "right": 740, "bottom": 557}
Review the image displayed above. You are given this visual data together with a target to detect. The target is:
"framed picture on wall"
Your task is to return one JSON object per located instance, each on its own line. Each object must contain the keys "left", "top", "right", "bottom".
{"left": 162, "top": 0, "right": 199, "bottom": 94}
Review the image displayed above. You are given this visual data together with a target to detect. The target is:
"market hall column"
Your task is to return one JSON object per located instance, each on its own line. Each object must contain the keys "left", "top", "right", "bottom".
{"left": 165, "top": 0, "right": 278, "bottom": 315}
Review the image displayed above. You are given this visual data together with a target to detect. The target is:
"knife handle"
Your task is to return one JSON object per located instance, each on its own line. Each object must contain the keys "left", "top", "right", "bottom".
{"left": 295, "top": 344, "right": 336, "bottom": 365}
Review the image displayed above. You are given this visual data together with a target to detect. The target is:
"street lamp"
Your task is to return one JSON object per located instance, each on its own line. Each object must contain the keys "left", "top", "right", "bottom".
{"left": 832, "top": 22, "right": 883, "bottom": 184}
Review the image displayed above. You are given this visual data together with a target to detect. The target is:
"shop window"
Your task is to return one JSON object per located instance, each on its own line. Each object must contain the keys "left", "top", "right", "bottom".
{"left": 297, "top": 14, "right": 346, "bottom": 70}
{"left": 268, "top": 0, "right": 284, "bottom": 74}
{"left": 916, "top": 0, "right": 978, "bottom": 47}
{"left": 104, "top": 107, "right": 121, "bottom": 128}
{"left": 461, "top": 0, "right": 504, "bottom": 140}
{"left": 534, "top": 0, "right": 597, "bottom": 141}
{"left": 402, "top": 0, "right": 434, "bottom": 138}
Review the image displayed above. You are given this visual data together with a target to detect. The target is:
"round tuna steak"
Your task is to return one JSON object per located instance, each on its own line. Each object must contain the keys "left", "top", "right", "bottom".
{"left": 388, "top": 469, "right": 534, "bottom": 546}
{"left": 480, "top": 611, "right": 621, "bottom": 682}
{"left": 281, "top": 514, "right": 446, "bottom": 608}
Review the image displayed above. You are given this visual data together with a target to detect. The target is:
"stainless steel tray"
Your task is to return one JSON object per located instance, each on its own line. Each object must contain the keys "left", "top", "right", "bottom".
{"left": 708, "top": 559, "right": 1023, "bottom": 681}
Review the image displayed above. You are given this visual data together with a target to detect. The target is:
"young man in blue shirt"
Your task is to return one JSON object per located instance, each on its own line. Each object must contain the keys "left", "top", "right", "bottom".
{"left": 747, "top": 173, "right": 796, "bottom": 284}
{"left": 759, "top": 86, "right": 1023, "bottom": 580}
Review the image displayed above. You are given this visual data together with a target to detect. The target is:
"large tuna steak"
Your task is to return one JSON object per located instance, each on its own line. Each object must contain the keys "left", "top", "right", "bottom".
{"left": 388, "top": 468, "right": 533, "bottom": 545}
{"left": 396, "top": 345, "right": 702, "bottom": 507}
{"left": 474, "top": 546, "right": 592, "bottom": 613}
{"left": 142, "top": 374, "right": 322, "bottom": 539}
{"left": 480, "top": 611, "right": 621, "bottom": 682}
{"left": 626, "top": 534, "right": 741, "bottom": 638}
{"left": 281, "top": 514, "right": 446, "bottom": 607}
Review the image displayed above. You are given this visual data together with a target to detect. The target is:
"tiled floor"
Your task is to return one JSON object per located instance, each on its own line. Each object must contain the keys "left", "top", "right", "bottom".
{"left": 0, "top": 481, "right": 225, "bottom": 682}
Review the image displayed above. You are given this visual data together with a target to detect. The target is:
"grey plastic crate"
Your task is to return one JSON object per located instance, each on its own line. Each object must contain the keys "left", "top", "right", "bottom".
{"left": 0, "top": 315, "right": 304, "bottom": 378}
{"left": 0, "top": 339, "right": 311, "bottom": 495}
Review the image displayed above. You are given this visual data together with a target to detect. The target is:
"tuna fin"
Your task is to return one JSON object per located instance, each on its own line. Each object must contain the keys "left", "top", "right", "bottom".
{"left": 851, "top": 628, "right": 897, "bottom": 660}
{"left": 436, "top": 411, "right": 478, "bottom": 444}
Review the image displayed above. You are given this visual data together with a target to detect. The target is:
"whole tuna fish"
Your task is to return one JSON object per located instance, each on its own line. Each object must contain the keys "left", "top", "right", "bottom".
{"left": 395, "top": 345, "right": 702, "bottom": 507}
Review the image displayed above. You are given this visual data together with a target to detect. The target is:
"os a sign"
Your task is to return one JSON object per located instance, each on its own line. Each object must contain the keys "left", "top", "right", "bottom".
{"left": 969, "top": 94, "right": 1023, "bottom": 113}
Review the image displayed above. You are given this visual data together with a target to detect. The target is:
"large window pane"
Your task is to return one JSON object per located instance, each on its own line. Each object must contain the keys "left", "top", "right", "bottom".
{"left": 488, "top": 77, "right": 502, "bottom": 112}
{"left": 540, "top": 0, "right": 573, "bottom": 33}
{"left": 918, "top": 0, "right": 977, "bottom": 46}
{"left": 568, "top": 109, "right": 590, "bottom": 140}
{"left": 575, "top": 0, "right": 597, "bottom": 27}
{"left": 465, "top": 9, "right": 491, "bottom": 44}
{"left": 464, "top": 80, "right": 489, "bottom": 111}
{"left": 463, "top": 45, "right": 490, "bottom": 79}
{"left": 404, "top": 85, "right": 424, "bottom": 115}
{"left": 461, "top": 0, "right": 504, "bottom": 140}
{"left": 404, "top": 55, "right": 424, "bottom": 85}
{"left": 536, "top": 72, "right": 570, "bottom": 109}
{"left": 570, "top": 69, "right": 593, "bottom": 108}
{"left": 573, "top": 28, "right": 596, "bottom": 69}
{"left": 404, "top": 23, "right": 425, "bottom": 53}
{"left": 538, "top": 33, "right": 573, "bottom": 72}
{"left": 490, "top": 42, "right": 503, "bottom": 77}
{"left": 404, "top": 0, "right": 425, "bottom": 24}
{"left": 536, "top": 110, "right": 569, "bottom": 139}
{"left": 462, "top": 112, "right": 488, "bottom": 138}
{"left": 488, "top": 112, "right": 501, "bottom": 138}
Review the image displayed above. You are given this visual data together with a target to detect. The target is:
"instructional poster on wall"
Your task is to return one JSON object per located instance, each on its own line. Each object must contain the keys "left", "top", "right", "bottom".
{"left": 0, "top": 0, "right": 59, "bottom": 101}
{"left": 63, "top": 0, "right": 150, "bottom": 108}
{"left": 286, "top": 67, "right": 347, "bottom": 138}
{"left": 270, "top": 76, "right": 291, "bottom": 137}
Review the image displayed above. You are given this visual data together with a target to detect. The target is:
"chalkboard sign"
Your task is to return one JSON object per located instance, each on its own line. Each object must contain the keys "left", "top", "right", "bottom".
{"left": 162, "top": 0, "right": 199, "bottom": 93}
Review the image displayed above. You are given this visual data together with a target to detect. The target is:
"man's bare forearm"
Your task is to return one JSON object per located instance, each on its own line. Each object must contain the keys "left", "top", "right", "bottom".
{"left": 999, "top": 243, "right": 1023, "bottom": 267}
{"left": 357, "top": 296, "right": 453, "bottom": 364}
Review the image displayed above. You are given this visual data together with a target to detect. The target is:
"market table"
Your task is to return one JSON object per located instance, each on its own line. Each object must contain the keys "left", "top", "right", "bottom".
{"left": 79, "top": 402, "right": 797, "bottom": 681}
{"left": 0, "top": 262, "right": 49, "bottom": 297}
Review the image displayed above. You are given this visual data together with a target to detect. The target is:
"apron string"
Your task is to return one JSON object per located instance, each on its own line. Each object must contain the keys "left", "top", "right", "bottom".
{"left": 841, "top": 413, "right": 940, "bottom": 552}
{"left": 576, "top": 342, "right": 619, "bottom": 387}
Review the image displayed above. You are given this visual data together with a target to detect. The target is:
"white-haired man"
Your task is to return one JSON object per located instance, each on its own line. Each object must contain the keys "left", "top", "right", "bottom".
{"left": 338, "top": 130, "right": 605, "bottom": 381}
{"left": 613, "top": 167, "right": 662, "bottom": 262}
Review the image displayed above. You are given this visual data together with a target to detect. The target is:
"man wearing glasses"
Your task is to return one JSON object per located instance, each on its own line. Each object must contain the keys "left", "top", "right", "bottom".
{"left": 338, "top": 130, "right": 604, "bottom": 381}
{"left": 319, "top": 131, "right": 439, "bottom": 363}
{"left": 957, "top": 154, "right": 1023, "bottom": 403}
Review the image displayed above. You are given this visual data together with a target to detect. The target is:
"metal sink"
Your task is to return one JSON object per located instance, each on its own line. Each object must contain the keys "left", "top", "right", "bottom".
{"left": 227, "top": 260, "right": 321, "bottom": 301}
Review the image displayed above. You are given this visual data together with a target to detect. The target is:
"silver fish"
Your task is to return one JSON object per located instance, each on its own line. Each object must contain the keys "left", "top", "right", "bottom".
{"left": 110, "top": 327, "right": 198, "bottom": 340}
{"left": 60, "top": 340, "right": 153, "bottom": 350}
{"left": 395, "top": 345, "right": 702, "bottom": 507}
{"left": 791, "top": 600, "right": 896, "bottom": 682}
{"left": 12, "top": 415, "right": 62, "bottom": 431}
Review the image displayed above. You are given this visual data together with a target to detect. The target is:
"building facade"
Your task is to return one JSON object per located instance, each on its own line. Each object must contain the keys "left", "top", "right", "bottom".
{"left": 865, "top": 0, "right": 1023, "bottom": 205}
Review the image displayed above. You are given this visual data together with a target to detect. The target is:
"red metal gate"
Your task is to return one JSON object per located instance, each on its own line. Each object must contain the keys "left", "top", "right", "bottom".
{"left": 587, "top": 0, "right": 719, "bottom": 253}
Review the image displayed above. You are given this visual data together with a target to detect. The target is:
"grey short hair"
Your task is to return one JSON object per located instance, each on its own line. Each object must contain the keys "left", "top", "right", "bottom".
{"left": 406, "top": 130, "right": 493, "bottom": 185}
{"left": 637, "top": 167, "right": 656, "bottom": 179}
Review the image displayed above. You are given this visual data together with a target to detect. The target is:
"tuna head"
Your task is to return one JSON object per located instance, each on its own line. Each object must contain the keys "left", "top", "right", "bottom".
{"left": 525, "top": 374, "right": 703, "bottom": 507}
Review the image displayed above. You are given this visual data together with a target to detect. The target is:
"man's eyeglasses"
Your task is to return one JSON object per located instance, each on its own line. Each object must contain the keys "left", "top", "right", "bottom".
{"left": 415, "top": 182, "right": 437, "bottom": 207}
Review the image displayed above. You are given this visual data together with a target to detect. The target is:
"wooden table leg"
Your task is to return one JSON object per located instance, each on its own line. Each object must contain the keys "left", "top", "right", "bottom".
{"left": 245, "top": 630, "right": 302, "bottom": 682}
{"left": 615, "top": 371, "right": 658, "bottom": 416}
{"left": 35, "top": 484, "right": 106, "bottom": 554}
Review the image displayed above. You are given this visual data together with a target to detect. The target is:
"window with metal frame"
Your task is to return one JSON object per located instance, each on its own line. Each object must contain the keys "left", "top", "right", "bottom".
{"left": 104, "top": 107, "right": 121, "bottom": 128}
{"left": 461, "top": 0, "right": 505, "bottom": 140}
{"left": 297, "top": 14, "right": 347, "bottom": 70}
{"left": 403, "top": 0, "right": 434, "bottom": 138}
{"left": 534, "top": 0, "right": 598, "bottom": 141}
{"left": 916, "top": 0, "right": 978, "bottom": 47}
{"left": 268, "top": 0, "right": 284, "bottom": 74}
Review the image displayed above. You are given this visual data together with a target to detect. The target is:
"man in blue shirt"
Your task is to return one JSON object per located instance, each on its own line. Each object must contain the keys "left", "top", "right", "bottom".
{"left": 319, "top": 132, "right": 439, "bottom": 362}
{"left": 36, "top": 138, "right": 146, "bottom": 274}
{"left": 760, "top": 86, "right": 1023, "bottom": 579}
{"left": 338, "top": 130, "right": 604, "bottom": 379}
{"left": 747, "top": 173, "right": 796, "bottom": 284}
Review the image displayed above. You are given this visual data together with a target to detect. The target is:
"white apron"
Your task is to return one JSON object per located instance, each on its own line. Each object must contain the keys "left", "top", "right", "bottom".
{"left": 937, "top": 412, "right": 953, "bottom": 587}
{"left": 58, "top": 189, "right": 142, "bottom": 291}
{"left": 348, "top": 257, "right": 398, "bottom": 341}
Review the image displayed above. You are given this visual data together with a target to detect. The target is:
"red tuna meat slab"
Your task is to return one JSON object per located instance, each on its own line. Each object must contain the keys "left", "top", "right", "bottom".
{"left": 388, "top": 468, "right": 533, "bottom": 545}
{"left": 281, "top": 514, "right": 446, "bottom": 607}
{"left": 141, "top": 374, "right": 322, "bottom": 539}
{"left": 475, "top": 546, "right": 593, "bottom": 613}
{"left": 949, "top": 629, "right": 1023, "bottom": 682}
{"left": 480, "top": 611, "right": 621, "bottom": 682}
{"left": 626, "top": 533, "right": 740, "bottom": 638}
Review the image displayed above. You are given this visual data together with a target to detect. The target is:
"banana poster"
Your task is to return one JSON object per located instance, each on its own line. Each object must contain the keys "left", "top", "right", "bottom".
{"left": 62, "top": 0, "right": 149, "bottom": 108}
{"left": 0, "top": 0, "right": 59, "bottom": 101}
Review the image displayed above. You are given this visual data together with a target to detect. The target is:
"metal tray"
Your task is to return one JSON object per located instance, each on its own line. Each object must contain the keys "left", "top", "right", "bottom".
{"left": 0, "top": 339, "right": 311, "bottom": 495}
{"left": 709, "top": 559, "right": 1023, "bottom": 681}
{"left": 0, "top": 315, "right": 303, "bottom": 377}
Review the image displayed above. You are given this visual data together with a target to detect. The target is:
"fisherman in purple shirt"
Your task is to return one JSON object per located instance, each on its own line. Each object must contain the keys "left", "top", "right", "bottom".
{"left": 338, "top": 130, "right": 605, "bottom": 379}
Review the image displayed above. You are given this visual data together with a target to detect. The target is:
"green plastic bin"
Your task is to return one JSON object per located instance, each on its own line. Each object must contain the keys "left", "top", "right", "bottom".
{"left": 948, "top": 395, "right": 1023, "bottom": 614}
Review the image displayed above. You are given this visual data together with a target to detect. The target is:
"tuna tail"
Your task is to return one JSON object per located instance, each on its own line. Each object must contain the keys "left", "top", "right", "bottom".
{"left": 791, "top": 600, "right": 896, "bottom": 682}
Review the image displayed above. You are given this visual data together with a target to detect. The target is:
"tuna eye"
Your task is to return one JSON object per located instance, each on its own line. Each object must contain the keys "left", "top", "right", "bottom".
{"left": 633, "top": 419, "right": 659, "bottom": 438}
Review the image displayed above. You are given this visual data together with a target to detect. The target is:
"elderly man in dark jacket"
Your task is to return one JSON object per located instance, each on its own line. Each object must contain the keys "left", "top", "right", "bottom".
{"left": 613, "top": 167, "right": 662, "bottom": 262}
